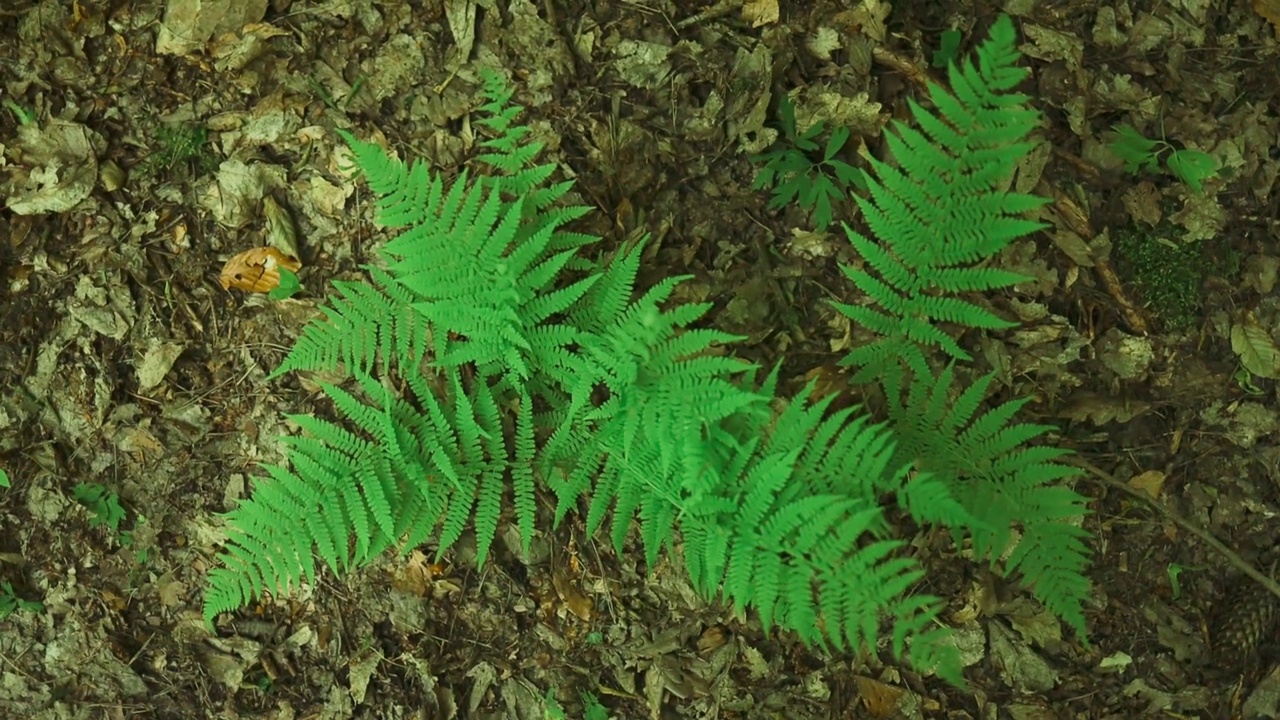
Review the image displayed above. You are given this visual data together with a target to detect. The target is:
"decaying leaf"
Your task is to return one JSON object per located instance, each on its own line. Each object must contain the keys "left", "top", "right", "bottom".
{"left": 219, "top": 246, "right": 301, "bottom": 293}
{"left": 1128, "top": 469, "right": 1167, "bottom": 499}
{"left": 550, "top": 561, "right": 593, "bottom": 622}
{"left": 262, "top": 194, "right": 300, "bottom": 258}
{"left": 1231, "top": 313, "right": 1280, "bottom": 379}
{"left": 853, "top": 674, "right": 906, "bottom": 717}
{"left": 1255, "top": 0, "right": 1280, "bottom": 38}
{"left": 742, "top": 0, "right": 779, "bottom": 27}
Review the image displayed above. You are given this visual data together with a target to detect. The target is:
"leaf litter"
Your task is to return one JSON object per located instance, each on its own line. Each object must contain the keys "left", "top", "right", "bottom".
{"left": 0, "top": 0, "right": 1278, "bottom": 718}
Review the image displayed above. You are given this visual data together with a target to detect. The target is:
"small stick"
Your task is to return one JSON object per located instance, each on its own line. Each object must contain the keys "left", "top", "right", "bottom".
{"left": 1069, "top": 457, "right": 1280, "bottom": 604}
{"left": 674, "top": 0, "right": 739, "bottom": 30}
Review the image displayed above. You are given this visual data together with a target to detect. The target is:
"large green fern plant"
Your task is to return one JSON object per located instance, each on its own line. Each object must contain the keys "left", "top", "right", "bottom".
{"left": 205, "top": 16, "right": 1090, "bottom": 687}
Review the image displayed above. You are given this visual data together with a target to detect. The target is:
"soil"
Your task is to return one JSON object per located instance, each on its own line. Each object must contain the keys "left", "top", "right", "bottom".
{"left": 2, "top": 1, "right": 1280, "bottom": 719}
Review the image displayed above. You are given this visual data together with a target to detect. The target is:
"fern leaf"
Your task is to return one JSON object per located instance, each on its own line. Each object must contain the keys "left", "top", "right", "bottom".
{"left": 272, "top": 269, "right": 428, "bottom": 378}
{"left": 836, "top": 13, "right": 1049, "bottom": 371}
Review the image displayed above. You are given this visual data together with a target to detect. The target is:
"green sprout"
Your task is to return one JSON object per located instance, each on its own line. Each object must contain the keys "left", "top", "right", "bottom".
{"left": 542, "top": 689, "right": 567, "bottom": 720}
{"left": 152, "top": 121, "right": 217, "bottom": 176}
{"left": 932, "top": 29, "right": 964, "bottom": 68}
{"left": 1108, "top": 124, "right": 1220, "bottom": 193}
{"left": 581, "top": 692, "right": 610, "bottom": 720}
{"left": 0, "top": 582, "right": 43, "bottom": 619}
{"left": 269, "top": 267, "right": 303, "bottom": 300}
{"left": 73, "top": 482, "right": 127, "bottom": 532}
{"left": 3, "top": 100, "right": 34, "bottom": 126}
{"left": 751, "top": 96, "right": 865, "bottom": 231}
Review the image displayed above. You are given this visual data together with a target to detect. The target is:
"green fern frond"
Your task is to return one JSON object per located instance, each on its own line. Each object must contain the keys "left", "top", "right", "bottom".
{"left": 883, "top": 355, "right": 1091, "bottom": 637}
{"left": 836, "top": 14, "right": 1049, "bottom": 377}
{"left": 822, "top": 17, "right": 1092, "bottom": 642}
{"left": 203, "top": 430, "right": 377, "bottom": 625}
{"left": 272, "top": 268, "right": 429, "bottom": 378}
{"left": 337, "top": 128, "right": 441, "bottom": 230}
{"left": 473, "top": 69, "right": 571, "bottom": 212}
{"left": 677, "top": 392, "right": 963, "bottom": 684}
{"left": 334, "top": 140, "right": 596, "bottom": 392}
{"left": 203, "top": 363, "right": 532, "bottom": 622}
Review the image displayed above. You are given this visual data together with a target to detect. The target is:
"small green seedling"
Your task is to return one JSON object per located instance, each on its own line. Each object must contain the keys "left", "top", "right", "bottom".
{"left": 1166, "top": 563, "right": 1186, "bottom": 599}
{"left": 542, "top": 688, "right": 567, "bottom": 720}
{"left": 1108, "top": 124, "right": 1219, "bottom": 193}
{"left": 74, "top": 482, "right": 127, "bottom": 532}
{"left": 581, "top": 692, "right": 610, "bottom": 720}
{"left": 3, "top": 100, "right": 33, "bottom": 126}
{"left": 0, "top": 581, "right": 43, "bottom": 619}
{"left": 0, "top": 468, "right": 10, "bottom": 488}
{"left": 541, "top": 689, "right": 610, "bottom": 720}
{"left": 932, "top": 29, "right": 964, "bottom": 68}
{"left": 307, "top": 73, "right": 368, "bottom": 112}
{"left": 269, "top": 267, "right": 303, "bottom": 300}
{"left": 751, "top": 96, "right": 864, "bottom": 231}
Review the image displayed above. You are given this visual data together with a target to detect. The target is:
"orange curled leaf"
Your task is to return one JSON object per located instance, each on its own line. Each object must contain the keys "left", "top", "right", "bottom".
{"left": 219, "top": 246, "right": 302, "bottom": 293}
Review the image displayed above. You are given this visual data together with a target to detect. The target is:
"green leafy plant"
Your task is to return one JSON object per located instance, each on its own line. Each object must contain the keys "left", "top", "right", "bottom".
{"left": 580, "top": 692, "right": 610, "bottom": 720}
{"left": 751, "top": 96, "right": 864, "bottom": 231}
{"left": 204, "top": 22, "right": 1093, "bottom": 687}
{"left": 1108, "top": 124, "right": 1219, "bottom": 193}
{"left": 542, "top": 689, "right": 567, "bottom": 720}
{"left": 150, "top": 120, "right": 217, "bottom": 176}
{"left": 307, "top": 72, "right": 369, "bottom": 112}
{"left": 0, "top": 581, "right": 43, "bottom": 619}
{"left": 0, "top": 468, "right": 9, "bottom": 488}
{"left": 269, "top": 267, "right": 303, "bottom": 300}
{"left": 74, "top": 482, "right": 127, "bottom": 532}
{"left": 541, "top": 688, "right": 610, "bottom": 720}
{"left": 931, "top": 29, "right": 964, "bottom": 68}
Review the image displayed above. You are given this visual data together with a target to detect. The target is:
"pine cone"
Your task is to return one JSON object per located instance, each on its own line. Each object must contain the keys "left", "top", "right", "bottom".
{"left": 1213, "top": 581, "right": 1280, "bottom": 659}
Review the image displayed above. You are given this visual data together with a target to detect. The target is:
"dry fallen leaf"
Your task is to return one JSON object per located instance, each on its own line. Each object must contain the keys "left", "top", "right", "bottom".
{"left": 219, "top": 246, "right": 301, "bottom": 293}
{"left": 391, "top": 550, "right": 448, "bottom": 597}
{"left": 550, "top": 563, "right": 593, "bottom": 622}
{"left": 1128, "top": 469, "right": 1167, "bottom": 499}
{"left": 853, "top": 674, "right": 906, "bottom": 717}
{"left": 1231, "top": 312, "right": 1280, "bottom": 379}
{"left": 741, "top": 0, "right": 779, "bottom": 27}
{"left": 1255, "top": 0, "right": 1280, "bottom": 38}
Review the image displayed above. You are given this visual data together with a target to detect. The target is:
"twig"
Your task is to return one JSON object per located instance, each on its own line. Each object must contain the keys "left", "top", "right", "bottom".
{"left": 673, "top": 0, "right": 738, "bottom": 30}
{"left": 1069, "top": 456, "right": 1280, "bottom": 604}
{"left": 1035, "top": 182, "right": 1150, "bottom": 336}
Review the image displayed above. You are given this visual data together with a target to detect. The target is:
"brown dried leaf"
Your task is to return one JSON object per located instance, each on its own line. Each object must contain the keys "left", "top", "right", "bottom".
{"left": 853, "top": 674, "right": 905, "bottom": 717}
{"left": 219, "top": 246, "right": 301, "bottom": 293}
{"left": 1255, "top": 0, "right": 1280, "bottom": 38}
{"left": 551, "top": 563, "right": 593, "bottom": 622}
{"left": 1128, "top": 470, "right": 1167, "bottom": 499}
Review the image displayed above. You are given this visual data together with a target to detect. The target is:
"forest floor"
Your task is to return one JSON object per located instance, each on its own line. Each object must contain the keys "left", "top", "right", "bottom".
{"left": 2, "top": 0, "right": 1280, "bottom": 718}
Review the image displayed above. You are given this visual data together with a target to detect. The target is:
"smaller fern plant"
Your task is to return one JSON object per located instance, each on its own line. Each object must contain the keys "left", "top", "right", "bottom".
{"left": 1107, "top": 123, "right": 1219, "bottom": 194}
{"left": 835, "top": 13, "right": 1048, "bottom": 383}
